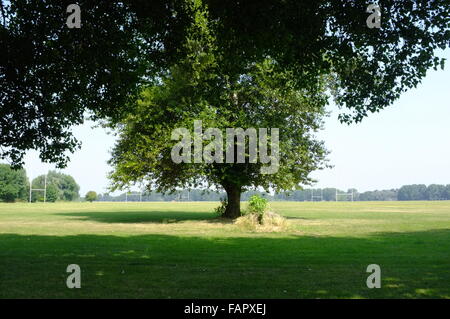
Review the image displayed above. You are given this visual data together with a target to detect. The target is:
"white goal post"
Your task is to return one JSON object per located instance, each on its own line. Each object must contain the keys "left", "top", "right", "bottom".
{"left": 178, "top": 191, "right": 190, "bottom": 201}
{"left": 29, "top": 174, "right": 47, "bottom": 203}
{"left": 311, "top": 189, "right": 323, "bottom": 202}
{"left": 335, "top": 189, "right": 354, "bottom": 202}
{"left": 125, "top": 191, "right": 143, "bottom": 202}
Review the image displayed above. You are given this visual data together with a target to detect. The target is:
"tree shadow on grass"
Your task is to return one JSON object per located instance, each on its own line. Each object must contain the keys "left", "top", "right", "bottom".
{"left": 56, "top": 210, "right": 232, "bottom": 224}
{"left": 284, "top": 216, "right": 309, "bottom": 220}
{"left": 0, "top": 229, "right": 449, "bottom": 298}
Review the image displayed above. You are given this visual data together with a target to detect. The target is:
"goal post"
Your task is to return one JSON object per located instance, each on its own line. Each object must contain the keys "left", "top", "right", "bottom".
{"left": 311, "top": 189, "right": 323, "bottom": 202}
{"left": 335, "top": 189, "right": 354, "bottom": 202}
{"left": 29, "top": 174, "right": 47, "bottom": 203}
{"left": 125, "top": 191, "right": 144, "bottom": 202}
{"left": 179, "top": 190, "right": 190, "bottom": 201}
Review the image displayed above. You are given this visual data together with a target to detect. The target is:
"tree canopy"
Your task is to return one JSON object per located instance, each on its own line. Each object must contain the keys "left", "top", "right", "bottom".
{"left": 0, "top": 164, "right": 28, "bottom": 202}
{"left": 1, "top": 0, "right": 449, "bottom": 168}
{"left": 108, "top": 2, "right": 331, "bottom": 217}
{"left": 107, "top": 1, "right": 449, "bottom": 217}
{"left": 85, "top": 191, "right": 98, "bottom": 202}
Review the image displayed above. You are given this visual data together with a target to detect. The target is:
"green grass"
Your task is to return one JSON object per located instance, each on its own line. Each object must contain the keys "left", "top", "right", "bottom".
{"left": 0, "top": 201, "right": 449, "bottom": 298}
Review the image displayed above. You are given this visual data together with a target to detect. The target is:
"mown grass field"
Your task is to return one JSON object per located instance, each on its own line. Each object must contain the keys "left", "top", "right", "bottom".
{"left": 0, "top": 201, "right": 449, "bottom": 298}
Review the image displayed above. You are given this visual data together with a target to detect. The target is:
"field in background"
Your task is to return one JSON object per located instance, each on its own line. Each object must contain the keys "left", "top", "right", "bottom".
{"left": 0, "top": 201, "right": 449, "bottom": 298}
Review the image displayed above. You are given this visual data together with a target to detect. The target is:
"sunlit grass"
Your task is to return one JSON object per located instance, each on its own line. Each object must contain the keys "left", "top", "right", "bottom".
{"left": 0, "top": 201, "right": 449, "bottom": 298}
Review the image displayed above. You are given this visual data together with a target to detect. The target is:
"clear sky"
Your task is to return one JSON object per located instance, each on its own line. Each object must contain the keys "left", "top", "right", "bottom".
{"left": 15, "top": 49, "right": 450, "bottom": 196}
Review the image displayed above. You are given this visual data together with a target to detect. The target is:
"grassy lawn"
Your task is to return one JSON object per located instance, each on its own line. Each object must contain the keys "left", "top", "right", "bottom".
{"left": 0, "top": 201, "right": 449, "bottom": 298}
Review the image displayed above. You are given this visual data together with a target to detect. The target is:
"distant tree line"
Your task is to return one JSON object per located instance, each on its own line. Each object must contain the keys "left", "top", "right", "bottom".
{"left": 1, "top": 162, "right": 448, "bottom": 203}
{"left": 98, "top": 190, "right": 224, "bottom": 202}
{"left": 97, "top": 184, "right": 450, "bottom": 202}
{"left": 0, "top": 164, "right": 80, "bottom": 202}
{"left": 30, "top": 171, "right": 80, "bottom": 202}
{"left": 397, "top": 184, "right": 450, "bottom": 201}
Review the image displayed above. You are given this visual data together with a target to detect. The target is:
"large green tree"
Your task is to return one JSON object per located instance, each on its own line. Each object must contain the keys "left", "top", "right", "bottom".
{"left": 0, "top": 164, "right": 28, "bottom": 202}
{"left": 1, "top": 0, "right": 449, "bottom": 168}
{"left": 108, "top": 2, "right": 329, "bottom": 217}
{"left": 109, "top": 0, "right": 450, "bottom": 217}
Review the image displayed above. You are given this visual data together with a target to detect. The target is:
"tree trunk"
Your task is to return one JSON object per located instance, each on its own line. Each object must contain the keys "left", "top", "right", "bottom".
{"left": 222, "top": 184, "right": 242, "bottom": 219}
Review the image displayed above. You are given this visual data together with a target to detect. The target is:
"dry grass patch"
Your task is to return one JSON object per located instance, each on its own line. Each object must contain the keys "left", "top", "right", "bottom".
{"left": 235, "top": 211, "right": 290, "bottom": 232}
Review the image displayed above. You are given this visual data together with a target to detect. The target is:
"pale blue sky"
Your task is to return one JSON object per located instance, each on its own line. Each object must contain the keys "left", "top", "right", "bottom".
{"left": 17, "top": 49, "right": 450, "bottom": 196}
